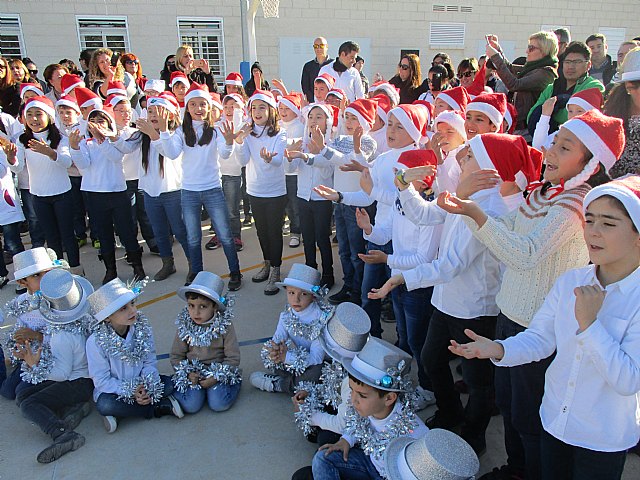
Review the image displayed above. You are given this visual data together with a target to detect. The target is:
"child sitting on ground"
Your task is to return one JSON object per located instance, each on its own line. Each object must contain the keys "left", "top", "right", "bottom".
{"left": 170, "top": 271, "right": 242, "bottom": 413}
{"left": 251, "top": 263, "right": 331, "bottom": 394}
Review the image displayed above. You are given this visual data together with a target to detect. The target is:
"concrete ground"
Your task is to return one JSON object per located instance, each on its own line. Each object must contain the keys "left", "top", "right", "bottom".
{"left": 0, "top": 220, "right": 638, "bottom": 479}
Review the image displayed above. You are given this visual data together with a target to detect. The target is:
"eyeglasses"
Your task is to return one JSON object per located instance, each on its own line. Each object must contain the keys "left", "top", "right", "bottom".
{"left": 527, "top": 44, "right": 540, "bottom": 53}
{"left": 459, "top": 71, "right": 476, "bottom": 78}
{"left": 29, "top": 69, "right": 38, "bottom": 75}
{"left": 564, "top": 59, "right": 588, "bottom": 66}
{"left": 313, "top": 44, "right": 327, "bottom": 49}
{"left": 398, "top": 63, "right": 410, "bottom": 71}
{"left": 125, "top": 60, "right": 139, "bottom": 65}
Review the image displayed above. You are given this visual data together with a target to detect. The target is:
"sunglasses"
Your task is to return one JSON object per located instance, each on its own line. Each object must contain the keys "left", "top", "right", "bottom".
{"left": 125, "top": 60, "right": 139, "bottom": 65}
{"left": 459, "top": 71, "right": 476, "bottom": 78}
{"left": 313, "top": 44, "right": 327, "bottom": 49}
{"left": 29, "top": 69, "right": 38, "bottom": 75}
{"left": 398, "top": 63, "right": 410, "bottom": 71}
{"left": 527, "top": 44, "right": 540, "bottom": 52}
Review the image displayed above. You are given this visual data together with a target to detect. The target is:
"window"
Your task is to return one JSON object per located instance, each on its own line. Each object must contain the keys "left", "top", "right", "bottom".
{"left": 0, "top": 14, "right": 26, "bottom": 59}
{"left": 598, "top": 27, "right": 627, "bottom": 57}
{"left": 177, "top": 17, "right": 226, "bottom": 84}
{"left": 76, "top": 16, "right": 130, "bottom": 53}
{"left": 429, "top": 23, "right": 466, "bottom": 47}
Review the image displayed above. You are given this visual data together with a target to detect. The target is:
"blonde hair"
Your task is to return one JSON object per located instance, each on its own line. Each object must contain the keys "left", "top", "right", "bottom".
{"left": 176, "top": 45, "right": 194, "bottom": 73}
{"left": 529, "top": 31, "right": 559, "bottom": 58}
{"left": 88, "top": 48, "right": 124, "bottom": 88}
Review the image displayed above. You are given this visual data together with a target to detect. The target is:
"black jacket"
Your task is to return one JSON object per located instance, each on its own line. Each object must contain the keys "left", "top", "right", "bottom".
{"left": 300, "top": 57, "right": 333, "bottom": 102}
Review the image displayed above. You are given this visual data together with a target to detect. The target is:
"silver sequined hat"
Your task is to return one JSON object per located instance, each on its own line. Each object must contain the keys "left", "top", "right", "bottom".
{"left": 39, "top": 269, "right": 94, "bottom": 324}
{"left": 620, "top": 46, "right": 640, "bottom": 82}
{"left": 177, "top": 271, "right": 226, "bottom": 311}
{"left": 319, "top": 302, "right": 370, "bottom": 362}
{"left": 385, "top": 429, "right": 479, "bottom": 480}
{"left": 343, "top": 336, "right": 412, "bottom": 392}
{"left": 275, "top": 263, "right": 323, "bottom": 296}
{"left": 87, "top": 278, "right": 142, "bottom": 322}
{"left": 12, "top": 247, "right": 66, "bottom": 281}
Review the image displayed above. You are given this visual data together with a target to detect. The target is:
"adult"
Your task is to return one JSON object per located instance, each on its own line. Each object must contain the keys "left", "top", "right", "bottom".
{"left": 487, "top": 31, "right": 558, "bottom": 135}
{"left": 528, "top": 41, "right": 604, "bottom": 133}
{"left": 0, "top": 57, "right": 20, "bottom": 117}
{"left": 457, "top": 57, "right": 479, "bottom": 89}
{"left": 586, "top": 33, "right": 617, "bottom": 86}
{"left": 78, "top": 49, "right": 93, "bottom": 84}
{"left": 354, "top": 56, "right": 369, "bottom": 94}
{"left": 244, "top": 62, "right": 270, "bottom": 97}
{"left": 159, "top": 54, "right": 177, "bottom": 91}
{"left": 389, "top": 53, "right": 427, "bottom": 104}
{"left": 418, "top": 63, "right": 451, "bottom": 104}
{"left": 58, "top": 59, "right": 82, "bottom": 77}
{"left": 22, "top": 58, "right": 49, "bottom": 94}
{"left": 605, "top": 47, "right": 640, "bottom": 178}
{"left": 120, "top": 53, "right": 145, "bottom": 109}
{"left": 300, "top": 37, "right": 333, "bottom": 102}
{"left": 554, "top": 27, "right": 571, "bottom": 81}
{"left": 175, "top": 44, "right": 218, "bottom": 93}
{"left": 43, "top": 64, "right": 69, "bottom": 103}
{"left": 88, "top": 48, "right": 125, "bottom": 100}
{"left": 9, "top": 59, "right": 33, "bottom": 85}
{"left": 319, "top": 41, "right": 365, "bottom": 102}
{"left": 610, "top": 41, "right": 640, "bottom": 84}
{"left": 432, "top": 52, "right": 457, "bottom": 86}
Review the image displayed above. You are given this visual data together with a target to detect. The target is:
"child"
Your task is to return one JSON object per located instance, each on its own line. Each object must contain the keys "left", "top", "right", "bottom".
{"left": 223, "top": 72, "right": 247, "bottom": 100}
{"left": 432, "top": 85, "right": 470, "bottom": 118}
{"left": 449, "top": 175, "right": 640, "bottom": 480}
{"left": 464, "top": 92, "right": 507, "bottom": 139}
{"left": 235, "top": 90, "right": 288, "bottom": 294}
{"left": 86, "top": 278, "right": 184, "bottom": 434}
{"left": 0, "top": 142, "right": 25, "bottom": 287}
{"left": 73, "top": 87, "right": 102, "bottom": 137}
{"left": 170, "top": 271, "right": 242, "bottom": 413}
{"left": 59, "top": 73, "right": 85, "bottom": 100}
{"left": 14, "top": 268, "right": 94, "bottom": 463}
{"left": 314, "top": 73, "right": 336, "bottom": 103}
{"left": 158, "top": 82, "right": 242, "bottom": 289}
{"left": 430, "top": 110, "right": 467, "bottom": 195}
{"left": 325, "top": 88, "right": 346, "bottom": 108}
{"left": 251, "top": 263, "right": 330, "bottom": 393}
{"left": 311, "top": 337, "right": 428, "bottom": 479}
{"left": 170, "top": 71, "right": 190, "bottom": 117}
{"left": 369, "top": 94, "right": 391, "bottom": 156}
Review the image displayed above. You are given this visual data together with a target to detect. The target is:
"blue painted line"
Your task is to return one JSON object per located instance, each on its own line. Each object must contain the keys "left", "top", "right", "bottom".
{"left": 155, "top": 337, "right": 271, "bottom": 361}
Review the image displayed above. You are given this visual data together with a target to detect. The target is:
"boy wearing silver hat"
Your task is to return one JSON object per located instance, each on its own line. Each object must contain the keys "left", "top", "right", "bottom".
{"left": 170, "top": 271, "right": 242, "bottom": 414}
{"left": 251, "top": 263, "right": 331, "bottom": 394}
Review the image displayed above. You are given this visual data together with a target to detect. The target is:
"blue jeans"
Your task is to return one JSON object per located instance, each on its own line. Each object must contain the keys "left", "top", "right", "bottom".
{"left": 2, "top": 221, "right": 25, "bottom": 255}
{"left": 0, "top": 346, "right": 25, "bottom": 400}
{"left": 19, "top": 188, "right": 45, "bottom": 248}
{"left": 334, "top": 203, "right": 365, "bottom": 293}
{"left": 126, "top": 179, "right": 157, "bottom": 248}
{"left": 181, "top": 188, "right": 239, "bottom": 273}
{"left": 360, "top": 241, "right": 392, "bottom": 337}
{"left": 312, "top": 448, "right": 382, "bottom": 480}
{"left": 173, "top": 381, "right": 241, "bottom": 414}
{"left": 222, "top": 175, "right": 242, "bottom": 239}
{"left": 144, "top": 190, "right": 189, "bottom": 259}
{"left": 95, "top": 375, "right": 173, "bottom": 419}
{"left": 69, "top": 176, "right": 88, "bottom": 240}
{"left": 391, "top": 285, "right": 433, "bottom": 390}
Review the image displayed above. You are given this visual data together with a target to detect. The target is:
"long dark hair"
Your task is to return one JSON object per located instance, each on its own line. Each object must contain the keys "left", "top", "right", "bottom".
{"left": 19, "top": 113, "right": 62, "bottom": 149}
{"left": 604, "top": 82, "right": 640, "bottom": 134}
{"left": 182, "top": 109, "right": 215, "bottom": 147}
{"left": 250, "top": 103, "right": 280, "bottom": 137}
{"left": 540, "top": 154, "right": 610, "bottom": 196}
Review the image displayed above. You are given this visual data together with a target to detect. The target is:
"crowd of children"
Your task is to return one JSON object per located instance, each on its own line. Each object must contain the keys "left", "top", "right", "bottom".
{"left": 1, "top": 38, "right": 640, "bottom": 480}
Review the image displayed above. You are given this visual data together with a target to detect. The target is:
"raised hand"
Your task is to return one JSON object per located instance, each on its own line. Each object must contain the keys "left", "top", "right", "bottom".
{"left": 219, "top": 120, "right": 236, "bottom": 145}
{"left": 157, "top": 107, "right": 170, "bottom": 132}
{"left": 87, "top": 122, "right": 106, "bottom": 144}
{"left": 68, "top": 130, "right": 82, "bottom": 150}
{"left": 455, "top": 169, "right": 501, "bottom": 200}
{"left": 308, "top": 125, "right": 325, "bottom": 155}
{"left": 359, "top": 167, "right": 374, "bottom": 194}
{"left": 235, "top": 124, "right": 252, "bottom": 144}
{"left": 368, "top": 274, "right": 405, "bottom": 299}
{"left": 574, "top": 285, "right": 606, "bottom": 332}
{"left": 27, "top": 138, "right": 56, "bottom": 159}
{"left": 427, "top": 132, "right": 445, "bottom": 164}
{"left": 260, "top": 147, "right": 277, "bottom": 163}
{"left": 355, "top": 207, "right": 371, "bottom": 233}
{"left": 541, "top": 96, "right": 557, "bottom": 117}
{"left": 353, "top": 125, "right": 363, "bottom": 154}
{"left": 271, "top": 79, "right": 289, "bottom": 96}
{"left": 284, "top": 149, "right": 306, "bottom": 162}
{"left": 313, "top": 185, "right": 340, "bottom": 201}
{"left": 358, "top": 249, "right": 387, "bottom": 265}
{"left": 339, "top": 159, "right": 368, "bottom": 173}
{"left": 2, "top": 142, "right": 17, "bottom": 163}
{"left": 448, "top": 329, "right": 504, "bottom": 360}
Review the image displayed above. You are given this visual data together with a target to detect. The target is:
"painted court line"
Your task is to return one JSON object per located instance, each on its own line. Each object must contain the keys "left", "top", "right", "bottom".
{"left": 156, "top": 336, "right": 271, "bottom": 361}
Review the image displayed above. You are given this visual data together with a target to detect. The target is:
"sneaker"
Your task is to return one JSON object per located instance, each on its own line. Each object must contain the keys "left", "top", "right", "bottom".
{"left": 167, "top": 395, "right": 185, "bottom": 418}
{"left": 242, "top": 215, "right": 252, "bottom": 226}
{"left": 250, "top": 372, "right": 283, "bottom": 392}
{"left": 289, "top": 235, "right": 300, "bottom": 248}
{"left": 92, "top": 239, "right": 101, "bottom": 249}
{"left": 414, "top": 387, "right": 436, "bottom": 411}
{"left": 37, "top": 431, "right": 85, "bottom": 463}
{"left": 115, "top": 238, "right": 122, "bottom": 249}
{"left": 103, "top": 415, "right": 118, "bottom": 434}
{"left": 77, "top": 238, "right": 87, "bottom": 248}
{"left": 205, "top": 235, "right": 221, "bottom": 250}
{"left": 62, "top": 402, "right": 92, "bottom": 430}
{"left": 328, "top": 285, "right": 351, "bottom": 305}
{"left": 0, "top": 276, "right": 8, "bottom": 289}
{"left": 234, "top": 237, "right": 244, "bottom": 252}
{"left": 3, "top": 251, "right": 13, "bottom": 265}
{"left": 228, "top": 271, "right": 243, "bottom": 291}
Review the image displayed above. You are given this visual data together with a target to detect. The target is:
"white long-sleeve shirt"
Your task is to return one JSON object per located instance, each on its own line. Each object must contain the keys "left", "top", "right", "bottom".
{"left": 15, "top": 131, "right": 72, "bottom": 196}
{"left": 318, "top": 63, "right": 365, "bottom": 102}
{"left": 286, "top": 155, "right": 333, "bottom": 201}
{"left": 0, "top": 151, "right": 25, "bottom": 225}
{"left": 531, "top": 114, "right": 557, "bottom": 151}
{"left": 271, "top": 302, "right": 326, "bottom": 369}
{"left": 47, "top": 330, "right": 90, "bottom": 382}
{"left": 71, "top": 138, "right": 128, "bottom": 192}
{"left": 494, "top": 265, "right": 640, "bottom": 452}
{"left": 119, "top": 126, "right": 142, "bottom": 181}
{"left": 160, "top": 121, "right": 233, "bottom": 191}
{"left": 237, "top": 125, "right": 287, "bottom": 197}
{"left": 433, "top": 147, "right": 463, "bottom": 195}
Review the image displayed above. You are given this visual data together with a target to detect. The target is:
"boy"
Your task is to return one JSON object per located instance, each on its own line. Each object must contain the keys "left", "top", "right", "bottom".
{"left": 171, "top": 271, "right": 241, "bottom": 413}
{"left": 464, "top": 92, "right": 507, "bottom": 139}
{"left": 314, "top": 74, "right": 336, "bottom": 103}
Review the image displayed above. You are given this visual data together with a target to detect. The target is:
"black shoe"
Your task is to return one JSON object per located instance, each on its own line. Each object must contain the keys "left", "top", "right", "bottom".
{"left": 328, "top": 285, "right": 351, "bottom": 305}
{"left": 478, "top": 465, "right": 525, "bottom": 480}
{"left": 148, "top": 245, "right": 160, "bottom": 256}
{"left": 425, "top": 410, "right": 464, "bottom": 431}
{"left": 228, "top": 271, "right": 242, "bottom": 291}
{"left": 37, "top": 431, "right": 85, "bottom": 463}
{"left": 242, "top": 215, "right": 252, "bottom": 226}
{"left": 321, "top": 274, "right": 334, "bottom": 290}
{"left": 461, "top": 433, "right": 486, "bottom": 457}
{"left": 3, "top": 251, "right": 13, "bottom": 265}
{"left": 62, "top": 402, "right": 92, "bottom": 430}
{"left": 305, "top": 426, "right": 319, "bottom": 443}
{"left": 348, "top": 291, "right": 362, "bottom": 305}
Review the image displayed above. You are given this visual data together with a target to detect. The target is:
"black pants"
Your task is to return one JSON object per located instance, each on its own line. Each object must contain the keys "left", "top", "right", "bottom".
{"left": 85, "top": 191, "right": 140, "bottom": 255}
{"left": 32, "top": 190, "right": 80, "bottom": 267}
{"left": 249, "top": 194, "right": 287, "bottom": 267}
{"left": 241, "top": 167, "right": 251, "bottom": 216}
{"left": 297, "top": 198, "right": 333, "bottom": 276}
{"left": 17, "top": 378, "right": 94, "bottom": 438}
{"left": 422, "top": 308, "right": 496, "bottom": 446}
{"left": 126, "top": 179, "right": 156, "bottom": 248}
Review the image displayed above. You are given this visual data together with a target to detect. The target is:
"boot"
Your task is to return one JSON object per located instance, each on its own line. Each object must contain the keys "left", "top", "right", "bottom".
{"left": 264, "top": 266, "right": 280, "bottom": 295}
{"left": 252, "top": 260, "right": 271, "bottom": 283}
{"left": 101, "top": 251, "right": 118, "bottom": 285}
{"left": 154, "top": 257, "right": 176, "bottom": 281}
{"left": 185, "top": 260, "right": 196, "bottom": 285}
{"left": 69, "top": 265, "right": 85, "bottom": 276}
{"left": 126, "top": 249, "right": 146, "bottom": 282}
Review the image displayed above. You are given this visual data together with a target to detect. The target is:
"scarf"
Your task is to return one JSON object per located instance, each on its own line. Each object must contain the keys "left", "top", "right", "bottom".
{"left": 333, "top": 59, "right": 348, "bottom": 73}
{"left": 517, "top": 55, "right": 558, "bottom": 78}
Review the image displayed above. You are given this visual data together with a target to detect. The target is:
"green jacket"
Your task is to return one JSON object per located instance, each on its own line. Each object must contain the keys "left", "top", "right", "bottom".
{"left": 527, "top": 75, "right": 604, "bottom": 125}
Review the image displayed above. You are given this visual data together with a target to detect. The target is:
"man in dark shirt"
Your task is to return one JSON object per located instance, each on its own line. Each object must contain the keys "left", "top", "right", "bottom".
{"left": 300, "top": 37, "right": 333, "bottom": 102}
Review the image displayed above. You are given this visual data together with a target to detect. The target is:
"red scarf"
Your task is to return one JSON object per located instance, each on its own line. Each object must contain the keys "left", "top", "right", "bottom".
{"left": 525, "top": 179, "right": 565, "bottom": 204}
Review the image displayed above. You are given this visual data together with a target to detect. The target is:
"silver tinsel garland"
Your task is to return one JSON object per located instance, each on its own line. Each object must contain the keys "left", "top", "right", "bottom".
{"left": 260, "top": 339, "right": 309, "bottom": 376}
{"left": 283, "top": 304, "right": 334, "bottom": 342}
{"left": 175, "top": 301, "right": 234, "bottom": 348}
{"left": 318, "top": 360, "right": 345, "bottom": 409}
{"left": 4, "top": 293, "right": 42, "bottom": 323}
{"left": 93, "top": 312, "right": 153, "bottom": 365}
{"left": 117, "top": 373, "right": 164, "bottom": 404}
{"left": 205, "top": 362, "right": 242, "bottom": 385}
{"left": 293, "top": 381, "right": 324, "bottom": 436}
{"left": 47, "top": 315, "right": 93, "bottom": 337}
{"left": 20, "top": 342, "right": 54, "bottom": 384}
{"left": 173, "top": 358, "right": 243, "bottom": 393}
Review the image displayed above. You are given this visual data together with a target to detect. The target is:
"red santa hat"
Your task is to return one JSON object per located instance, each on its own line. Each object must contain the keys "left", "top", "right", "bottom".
{"left": 55, "top": 95, "right": 80, "bottom": 114}
{"left": 369, "top": 81, "right": 401, "bottom": 106}
{"left": 144, "top": 79, "right": 165, "bottom": 94}
{"left": 398, "top": 149, "right": 439, "bottom": 188}
{"left": 105, "top": 94, "right": 129, "bottom": 108}
{"left": 147, "top": 92, "right": 180, "bottom": 115}
{"left": 224, "top": 72, "right": 243, "bottom": 87}
{"left": 327, "top": 88, "right": 346, "bottom": 101}
{"left": 307, "top": 102, "right": 340, "bottom": 128}
{"left": 88, "top": 105, "right": 117, "bottom": 135}
{"left": 504, "top": 103, "right": 517, "bottom": 134}
{"left": 170, "top": 71, "right": 190, "bottom": 88}
{"left": 314, "top": 73, "right": 336, "bottom": 90}
{"left": 345, "top": 98, "right": 377, "bottom": 132}
{"left": 466, "top": 63, "right": 488, "bottom": 98}
{"left": 225, "top": 93, "right": 246, "bottom": 109}
{"left": 210, "top": 92, "right": 223, "bottom": 111}
{"left": 389, "top": 104, "right": 431, "bottom": 145}
{"left": 412, "top": 100, "right": 435, "bottom": 125}
{"left": 434, "top": 110, "right": 467, "bottom": 141}
{"left": 249, "top": 89, "right": 277, "bottom": 109}
{"left": 20, "top": 83, "right": 44, "bottom": 99}
{"left": 106, "top": 81, "right": 127, "bottom": 97}
{"left": 23, "top": 96, "right": 55, "bottom": 119}
{"left": 436, "top": 86, "right": 471, "bottom": 112}
{"left": 72, "top": 87, "right": 102, "bottom": 110}
{"left": 469, "top": 133, "right": 543, "bottom": 190}
{"left": 466, "top": 93, "right": 508, "bottom": 130}
{"left": 583, "top": 174, "right": 640, "bottom": 232}
{"left": 373, "top": 94, "right": 392, "bottom": 123}
{"left": 60, "top": 74, "right": 85, "bottom": 96}
{"left": 184, "top": 82, "right": 211, "bottom": 105}
{"left": 278, "top": 93, "right": 302, "bottom": 117}
{"left": 567, "top": 88, "right": 603, "bottom": 113}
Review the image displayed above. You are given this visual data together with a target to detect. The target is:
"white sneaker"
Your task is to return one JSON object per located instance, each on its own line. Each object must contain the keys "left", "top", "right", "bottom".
{"left": 250, "top": 372, "right": 283, "bottom": 392}
{"left": 415, "top": 386, "right": 437, "bottom": 411}
{"left": 103, "top": 415, "right": 117, "bottom": 434}
{"left": 167, "top": 395, "right": 185, "bottom": 418}
{"left": 289, "top": 235, "right": 300, "bottom": 248}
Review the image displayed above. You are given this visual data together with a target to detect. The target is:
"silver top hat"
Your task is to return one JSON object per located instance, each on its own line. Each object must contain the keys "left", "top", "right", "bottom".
{"left": 177, "top": 271, "right": 226, "bottom": 311}
{"left": 12, "top": 247, "right": 65, "bottom": 281}
{"left": 343, "top": 337, "right": 412, "bottom": 392}
{"left": 275, "top": 263, "right": 322, "bottom": 296}
{"left": 319, "top": 302, "right": 370, "bottom": 362}
{"left": 385, "top": 429, "right": 479, "bottom": 480}
{"left": 39, "top": 269, "right": 94, "bottom": 324}
{"left": 88, "top": 278, "right": 142, "bottom": 322}
{"left": 621, "top": 47, "right": 640, "bottom": 82}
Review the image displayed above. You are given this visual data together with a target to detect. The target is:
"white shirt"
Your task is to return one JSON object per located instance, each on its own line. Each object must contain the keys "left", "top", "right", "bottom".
{"left": 282, "top": 118, "right": 305, "bottom": 177}
{"left": 72, "top": 138, "right": 127, "bottom": 193}
{"left": 119, "top": 126, "right": 142, "bottom": 181}
{"left": 271, "top": 302, "right": 326, "bottom": 369}
{"left": 237, "top": 125, "right": 287, "bottom": 197}
{"left": 0, "top": 151, "right": 25, "bottom": 225}
{"left": 495, "top": 265, "right": 640, "bottom": 452}
{"left": 15, "top": 131, "right": 72, "bottom": 196}
{"left": 531, "top": 114, "right": 557, "bottom": 151}
{"left": 310, "top": 376, "right": 351, "bottom": 433}
{"left": 318, "top": 63, "right": 365, "bottom": 102}
{"left": 47, "top": 330, "right": 90, "bottom": 382}
{"left": 286, "top": 155, "right": 333, "bottom": 201}
{"left": 433, "top": 147, "right": 463, "bottom": 195}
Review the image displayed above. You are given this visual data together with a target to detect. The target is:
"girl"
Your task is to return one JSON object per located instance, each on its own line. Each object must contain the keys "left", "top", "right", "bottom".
{"left": 170, "top": 71, "right": 190, "bottom": 117}
{"left": 435, "top": 110, "right": 625, "bottom": 479}
{"left": 10, "top": 96, "right": 83, "bottom": 274}
{"left": 69, "top": 106, "right": 145, "bottom": 283}
{"left": 88, "top": 48, "right": 125, "bottom": 100}
{"left": 430, "top": 110, "right": 468, "bottom": 196}
{"left": 158, "top": 82, "right": 241, "bottom": 289}
{"left": 244, "top": 62, "right": 270, "bottom": 97}
{"left": 417, "top": 64, "right": 450, "bottom": 105}
{"left": 160, "top": 54, "right": 177, "bottom": 91}
{"left": 236, "top": 90, "right": 288, "bottom": 295}
{"left": 223, "top": 72, "right": 248, "bottom": 100}
{"left": 432, "top": 86, "right": 470, "bottom": 118}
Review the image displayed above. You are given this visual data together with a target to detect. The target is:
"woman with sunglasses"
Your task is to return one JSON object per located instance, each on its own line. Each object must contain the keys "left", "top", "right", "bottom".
{"left": 120, "top": 53, "right": 145, "bottom": 110}
{"left": 160, "top": 55, "right": 177, "bottom": 91}
{"left": 388, "top": 54, "right": 427, "bottom": 104}
{"left": 457, "top": 57, "right": 479, "bottom": 89}
{"left": 0, "top": 57, "right": 21, "bottom": 117}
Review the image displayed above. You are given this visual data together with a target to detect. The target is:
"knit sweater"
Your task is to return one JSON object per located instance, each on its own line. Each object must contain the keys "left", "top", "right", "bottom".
{"left": 466, "top": 184, "right": 591, "bottom": 327}
{"left": 170, "top": 323, "right": 241, "bottom": 368}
